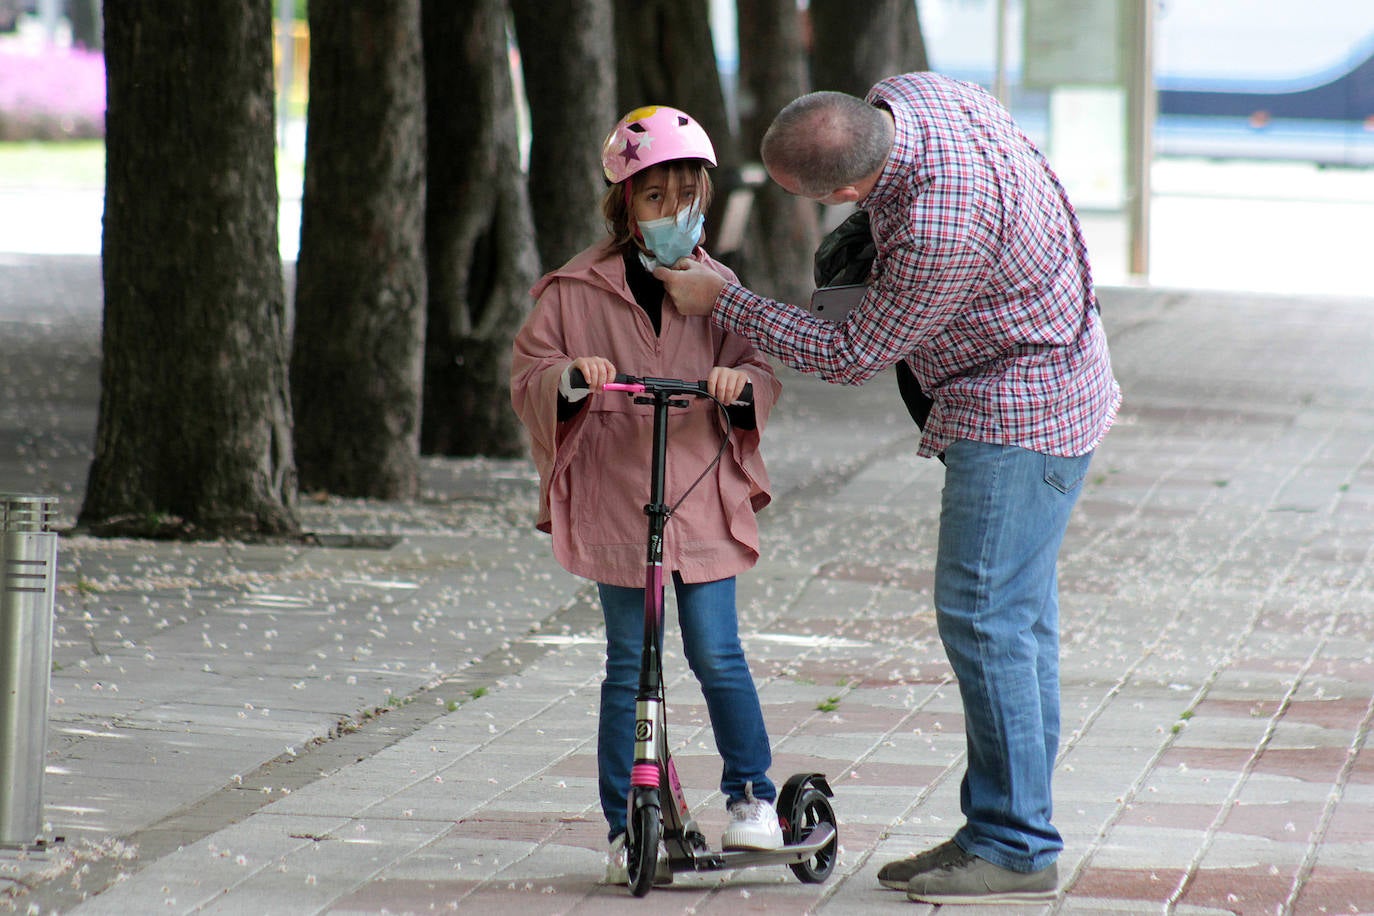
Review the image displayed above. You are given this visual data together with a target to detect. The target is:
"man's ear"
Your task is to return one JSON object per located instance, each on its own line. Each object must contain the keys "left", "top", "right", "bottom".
{"left": 831, "top": 186, "right": 863, "bottom": 204}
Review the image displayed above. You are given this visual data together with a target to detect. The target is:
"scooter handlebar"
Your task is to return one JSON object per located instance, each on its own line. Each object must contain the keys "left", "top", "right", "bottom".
{"left": 567, "top": 368, "right": 752, "bottom": 404}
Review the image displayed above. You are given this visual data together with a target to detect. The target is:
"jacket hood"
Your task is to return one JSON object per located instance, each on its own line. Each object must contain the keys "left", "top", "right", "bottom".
{"left": 530, "top": 239, "right": 626, "bottom": 301}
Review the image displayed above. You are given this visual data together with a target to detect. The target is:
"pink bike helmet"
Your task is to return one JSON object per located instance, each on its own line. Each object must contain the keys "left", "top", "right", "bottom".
{"left": 601, "top": 105, "right": 717, "bottom": 184}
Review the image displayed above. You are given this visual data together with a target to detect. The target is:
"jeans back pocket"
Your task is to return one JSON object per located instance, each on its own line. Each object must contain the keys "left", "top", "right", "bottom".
{"left": 1043, "top": 451, "right": 1091, "bottom": 495}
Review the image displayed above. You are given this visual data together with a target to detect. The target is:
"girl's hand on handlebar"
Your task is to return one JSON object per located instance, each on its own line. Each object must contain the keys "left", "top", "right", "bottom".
{"left": 707, "top": 367, "right": 750, "bottom": 405}
{"left": 570, "top": 356, "right": 617, "bottom": 392}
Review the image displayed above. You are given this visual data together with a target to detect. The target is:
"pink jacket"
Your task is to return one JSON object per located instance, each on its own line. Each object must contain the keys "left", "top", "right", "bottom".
{"left": 510, "top": 241, "right": 781, "bottom": 588}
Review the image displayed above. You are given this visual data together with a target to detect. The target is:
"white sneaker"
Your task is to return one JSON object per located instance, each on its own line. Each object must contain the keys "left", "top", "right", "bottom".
{"left": 721, "top": 781, "right": 784, "bottom": 851}
{"left": 601, "top": 834, "right": 673, "bottom": 885}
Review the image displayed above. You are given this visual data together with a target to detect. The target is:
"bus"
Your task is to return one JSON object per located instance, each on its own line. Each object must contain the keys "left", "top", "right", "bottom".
{"left": 910, "top": 0, "right": 1374, "bottom": 166}
{"left": 1154, "top": 0, "right": 1374, "bottom": 165}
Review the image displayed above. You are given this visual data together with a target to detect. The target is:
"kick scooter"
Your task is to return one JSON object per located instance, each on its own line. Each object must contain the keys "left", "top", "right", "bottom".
{"left": 573, "top": 371, "right": 839, "bottom": 898}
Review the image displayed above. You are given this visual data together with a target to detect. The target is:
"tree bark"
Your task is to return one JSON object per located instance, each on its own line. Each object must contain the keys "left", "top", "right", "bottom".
{"left": 420, "top": 0, "right": 539, "bottom": 458}
{"left": 84, "top": 0, "right": 297, "bottom": 540}
{"left": 736, "top": 0, "right": 817, "bottom": 304}
{"left": 510, "top": 0, "right": 616, "bottom": 273}
{"left": 291, "top": 0, "right": 427, "bottom": 499}
{"left": 69, "top": 0, "right": 101, "bottom": 51}
{"left": 809, "top": 0, "right": 929, "bottom": 96}
{"left": 612, "top": 0, "right": 732, "bottom": 162}
{"left": 612, "top": 0, "right": 738, "bottom": 254}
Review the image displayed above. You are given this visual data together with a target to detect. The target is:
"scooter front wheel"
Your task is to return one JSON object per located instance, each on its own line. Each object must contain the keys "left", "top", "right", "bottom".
{"left": 788, "top": 785, "right": 838, "bottom": 883}
{"left": 626, "top": 796, "right": 661, "bottom": 897}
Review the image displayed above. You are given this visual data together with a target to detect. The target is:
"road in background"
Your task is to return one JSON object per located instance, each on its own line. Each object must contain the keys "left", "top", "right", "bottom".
{"left": 1083, "top": 157, "right": 1374, "bottom": 297}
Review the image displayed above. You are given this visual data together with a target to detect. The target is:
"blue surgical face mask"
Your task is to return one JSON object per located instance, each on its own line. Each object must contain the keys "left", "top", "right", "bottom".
{"left": 637, "top": 208, "right": 704, "bottom": 268}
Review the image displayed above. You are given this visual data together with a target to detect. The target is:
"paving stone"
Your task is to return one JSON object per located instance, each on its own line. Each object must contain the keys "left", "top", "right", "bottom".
{"left": 4, "top": 258, "right": 1374, "bottom": 912}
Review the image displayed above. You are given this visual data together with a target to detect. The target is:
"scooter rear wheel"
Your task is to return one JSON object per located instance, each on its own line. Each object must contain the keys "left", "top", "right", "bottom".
{"left": 626, "top": 799, "right": 661, "bottom": 897}
{"left": 787, "top": 786, "right": 838, "bottom": 883}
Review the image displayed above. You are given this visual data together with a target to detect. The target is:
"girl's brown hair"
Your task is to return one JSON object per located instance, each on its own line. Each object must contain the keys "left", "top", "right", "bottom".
{"left": 602, "top": 160, "right": 715, "bottom": 254}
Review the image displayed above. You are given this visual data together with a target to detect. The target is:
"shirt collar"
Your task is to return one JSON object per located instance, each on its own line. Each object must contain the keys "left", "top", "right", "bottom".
{"left": 860, "top": 95, "right": 920, "bottom": 212}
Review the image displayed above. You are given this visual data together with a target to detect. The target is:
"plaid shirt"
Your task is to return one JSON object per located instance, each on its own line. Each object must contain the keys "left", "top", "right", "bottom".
{"left": 714, "top": 72, "right": 1120, "bottom": 458}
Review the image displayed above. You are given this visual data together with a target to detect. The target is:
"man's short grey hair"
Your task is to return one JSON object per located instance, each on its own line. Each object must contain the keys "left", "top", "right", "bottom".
{"left": 760, "top": 91, "right": 891, "bottom": 197}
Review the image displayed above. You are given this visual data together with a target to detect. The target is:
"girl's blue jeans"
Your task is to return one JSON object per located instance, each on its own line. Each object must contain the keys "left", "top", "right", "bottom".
{"left": 597, "top": 575, "right": 775, "bottom": 841}
{"left": 937, "top": 439, "right": 1092, "bottom": 874}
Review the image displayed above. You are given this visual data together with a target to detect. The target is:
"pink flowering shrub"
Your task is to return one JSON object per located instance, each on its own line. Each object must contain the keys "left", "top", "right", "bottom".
{"left": 0, "top": 45, "right": 105, "bottom": 140}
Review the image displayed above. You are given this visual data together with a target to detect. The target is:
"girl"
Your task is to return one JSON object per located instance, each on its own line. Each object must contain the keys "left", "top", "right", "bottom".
{"left": 510, "top": 106, "right": 783, "bottom": 884}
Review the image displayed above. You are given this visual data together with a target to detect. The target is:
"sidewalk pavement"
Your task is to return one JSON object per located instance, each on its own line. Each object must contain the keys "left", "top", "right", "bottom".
{"left": 1, "top": 253, "right": 1372, "bottom": 915}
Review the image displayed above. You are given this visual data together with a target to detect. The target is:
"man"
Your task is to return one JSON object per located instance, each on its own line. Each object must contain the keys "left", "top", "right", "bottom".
{"left": 655, "top": 72, "right": 1120, "bottom": 905}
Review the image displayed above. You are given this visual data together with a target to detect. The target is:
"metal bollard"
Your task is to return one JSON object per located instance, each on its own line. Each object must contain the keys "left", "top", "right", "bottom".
{"left": 0, "top": 494, "right": 58, "bottom": 849}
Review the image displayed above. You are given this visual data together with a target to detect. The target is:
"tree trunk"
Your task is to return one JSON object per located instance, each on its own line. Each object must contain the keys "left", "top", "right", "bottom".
{"left": 84, "top": 0, "right": 297, "bottom": 540}
{"left": 69, "top": 0, "right": 101, "bottom": 51}
{"left": 736, "top": 0, "right": 817, "bottom": 304}
{"left": 510, "top": 0, "right": 615, "bottom": 273}
{"left": 612, "top": 0, "right": 731, "bottom": 160}
{"left": 291, "top": 1, "right": 427, "bottom": 499}
{"left": 612, "top": 0, "right": 738, "bottom": 254}
{"left": 809, "top": 0, "right": 928, "bottom": 97}
{"left": 420, "top": 0, "right": 538, "bottom": 458}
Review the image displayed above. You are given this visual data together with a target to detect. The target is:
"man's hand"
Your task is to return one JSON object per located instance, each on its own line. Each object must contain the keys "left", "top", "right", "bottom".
{"left": 653, "top": 259, "right": 728, "bottom": 317}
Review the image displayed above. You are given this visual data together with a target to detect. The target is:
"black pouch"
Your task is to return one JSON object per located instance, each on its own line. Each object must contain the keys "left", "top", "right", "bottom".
{"left": 813, "top": 210, "right": 933, "bottom": 431}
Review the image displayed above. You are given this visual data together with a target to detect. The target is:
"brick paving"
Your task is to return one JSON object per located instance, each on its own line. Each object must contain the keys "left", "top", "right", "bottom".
{"left": 1, "top": 255, "right": 1372, "bottom": 913}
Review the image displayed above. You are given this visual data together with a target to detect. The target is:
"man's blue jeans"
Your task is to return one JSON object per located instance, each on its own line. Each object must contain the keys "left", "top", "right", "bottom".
{"left": 937, "top": 440, "right": 1092, "bottom": 874}
{"left": 597, "top": 575, "right": 775, "bottom": 841}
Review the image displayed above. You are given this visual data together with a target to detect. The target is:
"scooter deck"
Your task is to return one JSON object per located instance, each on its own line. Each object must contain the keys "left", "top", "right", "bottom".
{"left": 664, "top": 822, "right": 837, "bottom": 873}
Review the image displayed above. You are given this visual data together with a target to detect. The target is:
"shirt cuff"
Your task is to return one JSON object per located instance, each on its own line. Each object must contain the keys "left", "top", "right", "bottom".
{"left": 714, "top": 281, "right": 756, "bottom": 336}
{"left": 558, "top": 364, "right": 590, "bottom": 402}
